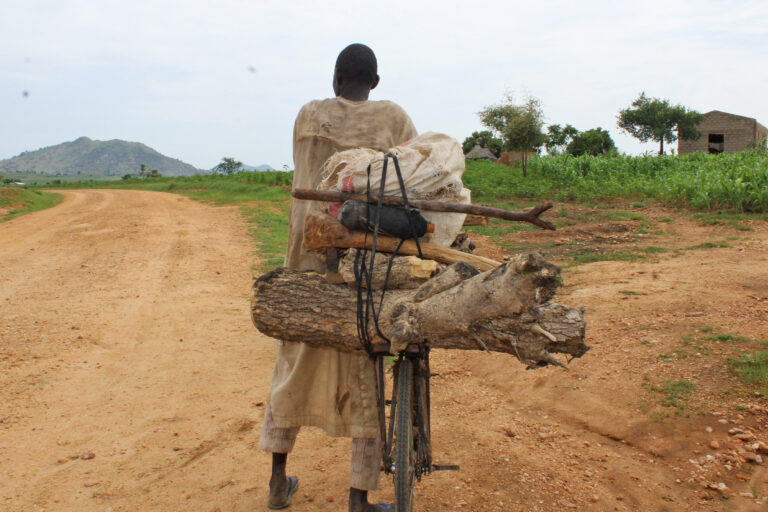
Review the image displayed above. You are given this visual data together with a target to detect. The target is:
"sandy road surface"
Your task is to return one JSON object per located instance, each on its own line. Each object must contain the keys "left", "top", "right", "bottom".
{"left": 2, "top": 190, "right": 768, "bottom": 511}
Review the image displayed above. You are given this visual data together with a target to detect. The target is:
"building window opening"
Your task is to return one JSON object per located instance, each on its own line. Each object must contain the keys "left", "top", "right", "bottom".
{"left": 708, "top": 133, "right": 725, "bottom": 154}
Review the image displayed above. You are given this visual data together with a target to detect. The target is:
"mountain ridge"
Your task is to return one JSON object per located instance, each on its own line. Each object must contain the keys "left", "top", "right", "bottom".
{"left": 0, "top": 137, "right": 200, "bottom": 176}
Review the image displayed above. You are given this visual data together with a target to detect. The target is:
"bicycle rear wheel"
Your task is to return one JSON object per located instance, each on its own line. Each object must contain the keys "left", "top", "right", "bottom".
{"left": 394, "top": 357, "right": 415, "bottom": 512}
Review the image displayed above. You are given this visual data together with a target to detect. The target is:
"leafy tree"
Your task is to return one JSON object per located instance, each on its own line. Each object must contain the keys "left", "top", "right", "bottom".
{"left": 617, "top": 92, "right": 703, "bottom": 155}
{"left": 566, "top": 127, "right": 616, "bottom": 156}
{"left": 121, "top": 174, "right": 133, "bottom": 180}
{"left": 479, "top": 94, "right": 546, "bottom": 177}
{"left": 462, "top": 130, "right": 503, "bottom": 157}
{"left": 149, "top": 169, "right": 161, "bottom": 178}
{"left": 545, "top": 124, "right": 578, "bottom": 154}
{"left": 214, "top": 157, "right": 243, "bottom": 175}
{"left": 138, "top": 164, "right": 149, "bottom": 178}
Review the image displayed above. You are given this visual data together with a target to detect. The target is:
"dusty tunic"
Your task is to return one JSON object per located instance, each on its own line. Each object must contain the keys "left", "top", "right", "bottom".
{"left": 268, "top": 97, "right": 417, "bottom": 438}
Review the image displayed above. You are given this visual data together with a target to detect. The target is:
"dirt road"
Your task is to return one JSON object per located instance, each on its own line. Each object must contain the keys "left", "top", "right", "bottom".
{"left": 2, "top": 190, "right": 768, "bottom": 511}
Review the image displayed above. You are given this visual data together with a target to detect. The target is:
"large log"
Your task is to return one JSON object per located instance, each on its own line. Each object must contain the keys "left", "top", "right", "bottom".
{"left": 304, "top": 213, "right": 501, "bottom": 271}
{"left": 251, "top": 253, "right": 588, "bottom": 368}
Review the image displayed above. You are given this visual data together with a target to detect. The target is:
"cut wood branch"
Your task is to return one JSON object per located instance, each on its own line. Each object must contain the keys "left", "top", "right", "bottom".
{"left": 304, "top": 213, "right": 500, "bottom": 271}
{"left": 338, "top": 253, "right": 439, "bottom": 290}
{"left": 292, "top": 188, "right": 556, "bottom": 230}
{"left": 251, "top": 254, "right": 588, "bottom": 367}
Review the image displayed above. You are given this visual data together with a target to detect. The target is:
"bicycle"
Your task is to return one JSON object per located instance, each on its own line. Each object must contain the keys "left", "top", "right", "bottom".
{"left": 372, "top": 342, "right": 457, "bottom": 512}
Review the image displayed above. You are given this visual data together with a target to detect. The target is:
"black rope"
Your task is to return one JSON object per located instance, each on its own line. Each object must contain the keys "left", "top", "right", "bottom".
{"left": 349, "top": 153, "right": 425, "bottom": 471}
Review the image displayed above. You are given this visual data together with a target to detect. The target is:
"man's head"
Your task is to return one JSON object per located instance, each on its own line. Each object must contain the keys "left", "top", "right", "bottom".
{"left": 333, "top": 43, "right": 380, "bottom": 101}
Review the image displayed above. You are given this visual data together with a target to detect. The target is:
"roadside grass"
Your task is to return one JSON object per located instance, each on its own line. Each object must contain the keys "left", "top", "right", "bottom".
{"left": 241, "top": 202, "right": 290, "bottom": 272}
{"left": 0, "top": 188, "right": 62, "bottom": 222}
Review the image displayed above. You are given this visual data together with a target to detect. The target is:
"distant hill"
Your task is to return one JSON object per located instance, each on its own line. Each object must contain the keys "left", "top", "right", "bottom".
{"left": 244, "top": 163, "right": 276, "bottom": 172}
{"left": 0, "top": 137, "right": 200, "bottom": 177}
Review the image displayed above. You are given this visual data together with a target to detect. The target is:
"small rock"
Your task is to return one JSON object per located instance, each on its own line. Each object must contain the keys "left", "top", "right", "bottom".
{"left": 742, "top": 452, "right": 759, "bottom": 463}
{"left": 705, "top": 427, "right": 713, "bottom": 433}
{"left": 740, "top": 492, "right": 754, "bottom": 498}
{"left": 729, "top": 427, "right": 745, "bottom": 435}
{"left": 590, "top": 495, "right": 599, "bottom": 503}
{"left": 80, "top": 451, "right": 95, "bottom": 460}
{"left": 57, "top": 458, "right": 68, "bottom": 464}
{"left": 756, "top": 442, "right": 768, "bottom": 454}
{"left": 710, "top": 440, "right": 720, "bottom": 450}
{"left": 83, "top": 481, "right": 100, "bottom": 487}
{"left": 326, "top": 496, "right": 335, "bottom": 503}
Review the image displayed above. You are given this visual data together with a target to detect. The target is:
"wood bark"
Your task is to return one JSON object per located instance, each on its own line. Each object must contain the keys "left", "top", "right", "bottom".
{"left": 251, "top": 253, "right": 587, "bottom": 368}
{"left": 338, "top": 253, "right": 440, "bottom": 290}
{"left": 304, "top": 213, "right": 500, "bottom": 271}
{"left": 292, "top": 189, "right": 556, "bottom": 230}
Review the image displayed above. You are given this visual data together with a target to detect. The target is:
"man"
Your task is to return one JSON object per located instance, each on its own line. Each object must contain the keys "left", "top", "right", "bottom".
{"left": 259, "top": 44, "right": 417, "bottom": 512}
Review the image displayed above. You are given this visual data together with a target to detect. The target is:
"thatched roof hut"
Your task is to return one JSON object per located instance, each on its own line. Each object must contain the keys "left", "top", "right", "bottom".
{"left": 465, "top": 144, "right": 497, "bottom": 160}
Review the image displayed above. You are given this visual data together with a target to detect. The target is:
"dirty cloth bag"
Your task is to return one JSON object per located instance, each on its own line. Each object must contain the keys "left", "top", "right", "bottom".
{"left": 319, "top": 131, "right": 471, "bottom": 247}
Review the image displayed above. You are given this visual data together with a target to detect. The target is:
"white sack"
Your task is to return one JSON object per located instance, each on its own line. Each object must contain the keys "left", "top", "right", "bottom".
{"left": 319, "top": 131, "right": 471, "bottom": 246}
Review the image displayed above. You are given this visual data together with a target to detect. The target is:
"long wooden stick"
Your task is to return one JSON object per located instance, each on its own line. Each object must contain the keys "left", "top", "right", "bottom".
{"left": 292, "top": 188, "right": 556, "bottom": 230}
{"left": 304, "top": 213, "right": 501, "bottom": 271}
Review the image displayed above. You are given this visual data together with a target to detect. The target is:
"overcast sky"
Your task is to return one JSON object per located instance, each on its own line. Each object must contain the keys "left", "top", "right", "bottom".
{"left": 2, "top": 0, "right": 767, "bottom": 170}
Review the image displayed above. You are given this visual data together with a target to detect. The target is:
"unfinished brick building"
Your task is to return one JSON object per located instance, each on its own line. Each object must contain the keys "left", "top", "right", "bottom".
{"left": 678, "top": 110, "right": 768, "bottom": 154}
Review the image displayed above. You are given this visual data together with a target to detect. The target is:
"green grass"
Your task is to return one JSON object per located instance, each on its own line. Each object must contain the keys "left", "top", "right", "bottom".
{"left": 642, "top": 246, "right": 668, "bottom": 254}
{"left": 728, "top": 351, "right": 768, "bottom": 393}
{"left": 687, "top": 241, "right": 732, "bottom": 250}
{"left": 0, "top": 187, "right": 63, "bottom": 222}
{"left": 659, "top": 380, "right": 695, "bottom": 410}
{"left": 569, "top": 250, "right": 639, "bottom": 265}
{"left": 704, "top": 333, "right": 750, "bottom": 343}
{"left": 241, "top": 202, "right": 290, "bottom": 272}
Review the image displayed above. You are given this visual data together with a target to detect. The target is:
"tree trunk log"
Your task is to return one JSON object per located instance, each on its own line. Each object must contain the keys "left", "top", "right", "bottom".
{"left": 251, "top": 253, "right": 588, "bottom": 368}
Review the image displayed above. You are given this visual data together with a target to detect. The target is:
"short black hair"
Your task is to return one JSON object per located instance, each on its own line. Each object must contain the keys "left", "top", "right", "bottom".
{"left": 335, "top": 43, "right": 377, "bottom": 86}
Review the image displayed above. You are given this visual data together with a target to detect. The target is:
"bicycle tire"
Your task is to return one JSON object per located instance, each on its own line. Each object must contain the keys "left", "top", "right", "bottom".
{"left": 394, "top": 357, "right": 415, "bottom": 512}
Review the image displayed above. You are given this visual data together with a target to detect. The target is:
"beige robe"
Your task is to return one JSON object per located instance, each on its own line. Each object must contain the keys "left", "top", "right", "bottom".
{"left": 268, "top": 97, "right": 418, "bottom": 438}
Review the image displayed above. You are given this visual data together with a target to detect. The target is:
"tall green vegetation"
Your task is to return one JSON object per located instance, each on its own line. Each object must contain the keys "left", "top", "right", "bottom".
{"left": 478, "top": 94, "right": 546, "bottom": 177}
{"left": 617, "top": 92, "right": 703, "bottom": 155}
{"left": 465, "top": 151, "right": 768, "bottom": 213}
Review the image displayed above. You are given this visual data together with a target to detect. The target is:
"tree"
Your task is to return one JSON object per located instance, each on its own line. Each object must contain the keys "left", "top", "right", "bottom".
{"left": 214, "top": 157, "right": 243, "bottom": 175}
{"left": 462, "top": 130, "right": 503, "bottom": 157}
{"left": 617, "top": 92, "right": 703, "bottom": 155}
{"left": 545, "top": 124, "right": 578, "bottom": 154}
{"left": 479, "top": 94, "right": 546, "bottom": 177}
{"left": 566, "top": 127, "right": 616, "bottom": 156}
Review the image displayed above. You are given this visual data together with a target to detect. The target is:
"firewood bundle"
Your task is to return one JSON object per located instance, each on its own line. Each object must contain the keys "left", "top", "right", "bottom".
{"left": 251, "top": 214, "right": 587, "bottom": 368}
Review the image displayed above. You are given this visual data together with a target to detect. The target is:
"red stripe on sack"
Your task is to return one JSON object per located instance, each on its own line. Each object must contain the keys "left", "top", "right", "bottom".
{"left": 342, "top": 175, "right": 355, "bottom": 193}
{"left": 328, "top": 202, "right": 342, "bottom": 218}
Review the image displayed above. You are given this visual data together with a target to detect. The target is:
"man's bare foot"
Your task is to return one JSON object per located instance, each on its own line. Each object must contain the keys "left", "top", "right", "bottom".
{"left": 349, "top": 487, "right": 390, "bottom": 512}
{"left": 268, "top": 453, "right": 298, "bottom": 509}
